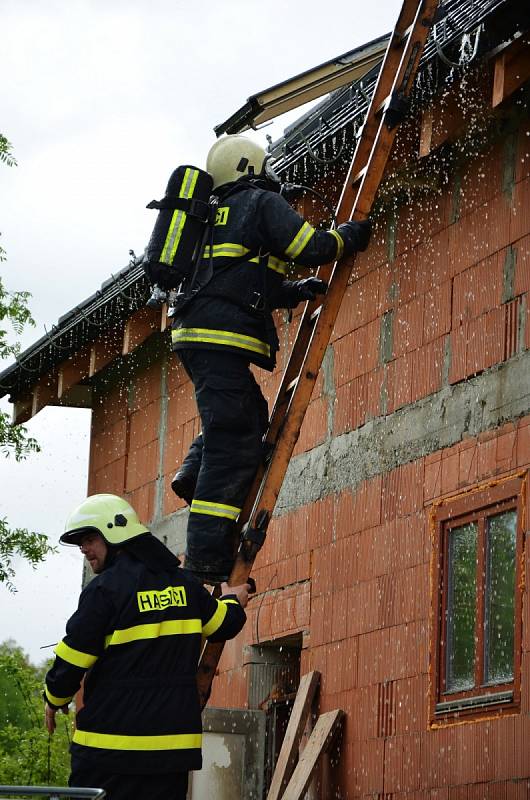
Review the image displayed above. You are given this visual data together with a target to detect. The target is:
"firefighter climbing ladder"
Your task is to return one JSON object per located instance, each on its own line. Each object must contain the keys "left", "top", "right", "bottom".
{"left": 198, "top": 0, "right": 440, "bottom": 709}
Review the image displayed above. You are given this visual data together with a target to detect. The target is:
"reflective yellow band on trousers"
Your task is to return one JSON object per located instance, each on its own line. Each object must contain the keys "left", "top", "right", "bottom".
{"left": 202, "top": 600, "right": 227, "bottom": 637}
{"left": 45, "top": 686, "right": 73, "bottom": 707}
{"left": 190, "top": 499, "right": 241, "bottom": 520}
{"left": 161, "top": 167, "right": 200, "bottom": 264}
{"left": 172, "top": 327, "right": 270, "bottom": 357}
{"left": 329, "top": 229, "right": 345, "bottom": 260}
{"left": 73, "top": 729, "right": 202, "bottom": 751}
{"left": 285, "top": 222, "right": 316, "bottom": 259}
{"left": 104, "top": 619, "right": 202, "bottom": 648}
{"left": 55, "top": 640, "right": 98, "bottom": 669}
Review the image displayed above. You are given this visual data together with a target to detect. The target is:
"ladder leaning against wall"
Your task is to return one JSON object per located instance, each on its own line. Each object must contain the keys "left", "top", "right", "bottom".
{"left": 198, "top": 0, "right": 440, "bottom": 711}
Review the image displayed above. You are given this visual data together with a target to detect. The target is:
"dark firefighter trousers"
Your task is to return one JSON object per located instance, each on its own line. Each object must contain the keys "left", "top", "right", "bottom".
{"left": 176, "top": 348, "right": 269, "bottom": 578}
{"left": 70, "top": 759, "right": 189, "bottom": 800}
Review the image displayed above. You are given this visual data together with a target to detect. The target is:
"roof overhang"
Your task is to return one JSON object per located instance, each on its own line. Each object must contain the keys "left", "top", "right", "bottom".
{"left": 214, "top": 33, "right": 390, "bottom": 136}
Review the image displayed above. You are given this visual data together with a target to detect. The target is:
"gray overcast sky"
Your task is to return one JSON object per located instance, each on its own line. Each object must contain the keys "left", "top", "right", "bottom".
{"left": 0, "top": 0, "right": 401, "bottom": 663}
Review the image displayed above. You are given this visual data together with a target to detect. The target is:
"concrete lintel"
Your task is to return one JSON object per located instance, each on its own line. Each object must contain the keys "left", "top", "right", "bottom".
{"left": 277, "top": 350, "right": 530, "bottom": 514}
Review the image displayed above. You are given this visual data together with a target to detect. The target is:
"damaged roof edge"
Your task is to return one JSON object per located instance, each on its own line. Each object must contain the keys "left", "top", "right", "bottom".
{"left": 214, "top": 33, "right": 390, "bottom": 136}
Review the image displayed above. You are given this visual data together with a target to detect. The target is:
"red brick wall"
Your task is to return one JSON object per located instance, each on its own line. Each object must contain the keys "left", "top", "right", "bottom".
{"left": 86, "top": 104, "right": 530, "bottom": 796}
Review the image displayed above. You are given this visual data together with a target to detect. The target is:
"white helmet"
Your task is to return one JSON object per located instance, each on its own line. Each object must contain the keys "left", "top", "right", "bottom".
{"left": 206, "top": 135, "right": 280, "bottom": 189}
{"left": 60, "top": 494, "right": 149, "bottom": 546}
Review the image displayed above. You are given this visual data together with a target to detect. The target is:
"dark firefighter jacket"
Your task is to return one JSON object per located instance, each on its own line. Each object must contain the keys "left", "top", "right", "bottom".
{"left": 171, "top": 182, "right": 344, "bottom": 371}
{"left": 44, "top": 551, "right": 246, "bottom": 774}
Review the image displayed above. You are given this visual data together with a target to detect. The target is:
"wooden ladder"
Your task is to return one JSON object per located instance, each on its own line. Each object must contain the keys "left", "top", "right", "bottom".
{"left": 197, "top": 0, "right": 439, "bottom": 710}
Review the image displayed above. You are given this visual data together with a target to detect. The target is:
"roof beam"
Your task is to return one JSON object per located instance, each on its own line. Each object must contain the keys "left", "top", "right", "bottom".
{"left": 492, "top": 34, "right": 530, "bottom": 108}
{"left": 57, "top": 347, "right": 91, "bottom": 400}
{"left": 122, "top": 307, "right": 162, "bottom": 356}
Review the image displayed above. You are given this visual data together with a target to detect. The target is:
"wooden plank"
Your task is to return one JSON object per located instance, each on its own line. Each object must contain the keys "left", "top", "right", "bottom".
{"left": 266, "top": 671, "right": 321, "bottom": 800}
{"left": 122, "top": 307, "right": 161, "bottom": 356}
{"left": 57, "top": 347, "right": 90, "bottom": 399}
{"left": 89, "top": 329, "right": 123, "bottom": 377}
{"left": 281, "top": 710, "right": 344, "bottom": 800}
{"left": 492, "top": 35, "right": 530, "bottom": 108}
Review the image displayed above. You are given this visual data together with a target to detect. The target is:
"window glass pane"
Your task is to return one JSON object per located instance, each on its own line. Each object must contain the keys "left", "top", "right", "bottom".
{"left": 485, "top": 509, "right": 517, "bottom": 684}
{"left": 446, "top": 522, "right": 477, "bottom": 692}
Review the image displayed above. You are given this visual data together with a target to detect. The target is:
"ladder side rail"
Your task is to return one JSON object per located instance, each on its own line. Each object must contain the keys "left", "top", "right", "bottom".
{"left": 197, "top": 0, "right": 440, "bottom": 707}
{"left": 246, "top": 0, "right": 440, "bottom": 531}
{"left": 344, "top": 0, "right": 429, "bottom": 192}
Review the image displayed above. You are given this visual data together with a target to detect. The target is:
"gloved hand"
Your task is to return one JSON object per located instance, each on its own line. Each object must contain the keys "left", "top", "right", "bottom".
{"left": 293, "top": 277, "right": 328, "bottom": 302}
{"left": 336, "top": 219, "right": 372, "bottom": 255}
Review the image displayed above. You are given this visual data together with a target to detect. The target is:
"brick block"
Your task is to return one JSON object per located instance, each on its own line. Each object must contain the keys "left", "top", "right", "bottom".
{"left": 126, "top": 481, "right": 156, "bottom": 525}
{"left": 293, "top": 397, "right": 328, "bottom": 456}
{"left": 128, "top": 400, "right": 160, "bottom": 451}
{"left": 93, "top": 456, "right": 126, "bottom": 495}
{"left": 306, "top": 495, "right": 335, "bottom": 550}
{"left": 333, "top": 268, "right": 381, "bottom": 342}
{"left": 351, "top": 737, "right": 384, "bottom": 796}
{"left": 424, "top": 457, "right": 442, "bottom": 502}
{"left": 125, "top": 439, "right": 159, "bottom": 492}
{"left": 395, "top": 248, "right": 419, "bottom": 305}
{"left": 510, "top": 175, "right": 530, "bottom": 244}
{"left": 496, "top": 426, "right": 517, "bottom": 472}
{"left": 349, "top": 475, "right": 382, "bottom": 534}
{"left": 167, "top": 380, "right": 197, "bottom": 428}
{"left": 516, "top": 416, "right": 530, "bottom": 467}
{"left": 395, "top": 673, "right": 428, "bottom": 736}
{"left": 89, "top": 417, "right": 127, "bottom": 474}
{"left": 348, "top": 580, "right": 380, "bottom": 638}
{"left": 411, "top": 336, "right": 444, "bottom": 402}
{"left": 452, "top": 250, "right": 503, "bottom": 325}
{"left": 514, "top": 233, "right": 530, "bottom": 295}
{"left": 449, "top": 192, "right": 512, "bottom": 277}
{"left": 423, "top": 281, "right": 452, "bottom": 342}
{"left": 515, "top": 119, "right": 530, "bottom": 184}
{"left": 333, "top": 319, "right": 380, "bottom": 386}
{"left": 381, "top": 460, "right": 423, "bottom": 521}
{"left": 130, "top": 362, "right": 162, "bottom": 412}
{"left": 91, "top": 383, "right": 128, "bottom": 433}
{"left": 416, "top": 227, "right": 452, "bottom": 295}
{"left": 458, "top": 137, "right": 505, "bottom": 218}
{"left": 458, "top": 443, "right": 478, "bottom": 487}
{"left": 333, "top": 368, "right": 383, "bottom": 435}
{"left": 386, "top": 350, "right": 413, "bottom": 412}
{"left": 384, "top": 733, "right": 422, "bottom": 794}
{"left": 331, "top": 587, "right": 349, "bottom": 641}
{"left": 393, "top": 296, "right": 424, "bottom": 358}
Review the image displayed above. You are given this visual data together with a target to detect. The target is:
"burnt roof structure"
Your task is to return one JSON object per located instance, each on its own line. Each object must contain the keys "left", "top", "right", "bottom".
{"left": 0, "top": 0, "right": 528, "bottom": 404}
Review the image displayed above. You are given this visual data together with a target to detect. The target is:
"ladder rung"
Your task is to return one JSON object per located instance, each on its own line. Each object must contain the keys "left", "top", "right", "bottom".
{"left": 285, "top": 376, "right": 299, "bottom": 394}
{"left": 375, "top": 93, "right": 392, "bottom": 117}
{"left": 396, "top": 23, "right": 414, "bottom": 43}
{"left": 310, "top": 305, "right": 323, "bottom": 322}
{"left": 352, "top": 166, "right": 368, "bottom": 185}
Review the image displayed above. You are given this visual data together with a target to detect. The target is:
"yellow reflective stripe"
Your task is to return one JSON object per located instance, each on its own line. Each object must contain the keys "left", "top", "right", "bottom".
{"left": 190, "top": 499, "right": 241, "bottom": 521}
{"left": 221, "top": 598, "right": 240, "bottom": 606}
{"left": 73, "top": 729, "right": 202, "bottom": 751}
{"left": 329, "top": 229, "right": 344, "bottom": 260}
{"left": 171, "top": 327, "right": 270, "bottom": 357}
{"left": 161, "top": 168, "right": 200, "bottom": 263}
{"left": 202, "top": 600, "right": 227, "bottom": 637}
{"left": 203, "top": 243, "right": 250, "bottom": 258}
{"left": 55, "top": 640, "right": 98, "bottom": 669}
{"left": 285, "top": 221, "right": 316, "bottom": 259}
{"left": 104, "top": 619, "right": 202, "bottom": 648}
{"left": 45, "top": 686, "right": 73, "bottom": 707}
{"left": 267, "top": 255, "right": 287, "bottom": 275}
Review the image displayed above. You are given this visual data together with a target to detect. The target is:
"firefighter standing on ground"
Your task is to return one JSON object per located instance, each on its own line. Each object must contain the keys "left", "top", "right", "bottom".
{"left": 44, "top": 493, "right": 250, "bottom": 800}
{"left": 170, "top": 135, "right": 372, "bottom": 583}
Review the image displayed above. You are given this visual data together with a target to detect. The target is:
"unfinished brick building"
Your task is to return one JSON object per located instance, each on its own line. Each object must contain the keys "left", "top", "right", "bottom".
{"left": 1, "top": 0, "right": 530, "bottom": 796}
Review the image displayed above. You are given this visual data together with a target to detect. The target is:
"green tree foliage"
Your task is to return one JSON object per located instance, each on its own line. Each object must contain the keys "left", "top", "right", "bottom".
{"left": 0, "top": 640, "right": 71, "bottom": 785}
{"left": 0, "top": 134, "right": 55, "bottom": 589}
